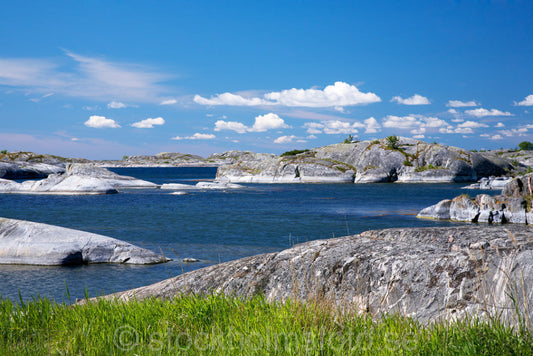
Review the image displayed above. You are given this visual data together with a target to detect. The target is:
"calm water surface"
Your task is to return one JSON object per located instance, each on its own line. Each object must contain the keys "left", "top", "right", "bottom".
{"left": 0, "top": 167, "right": 490, "bottom": 302}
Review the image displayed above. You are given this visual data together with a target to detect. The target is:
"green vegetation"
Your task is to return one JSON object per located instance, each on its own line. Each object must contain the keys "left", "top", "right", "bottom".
{"left": 371, "top": 139, "right": 380, "bottom": 145}
{"left": 0, "top": 150, "right": 7, "bottom": 154}
{"left": 385, "top": 135, "right": 400, "bottom": 150}
{"left": 528, "top": 166, "right": 532, "bottom": 174}
{"left": 403, "top": 160, "right": 413, "bottom": 167}
{"left": 122, "top": 155, "right": 128, "bottom": 160}
{"left": 343, "top": 134, "right": 355, "bottom": 144}
{"left": 0, "top": 294, "right": 531, "bottom": 355}
{"left": 414, "top": 164, "right": 441, "bottom": 172}
{"left": 280, "top": 149, "right": 310, "bottom": 157}
{"left": 518, "top": 141, "right": 533, "bottom": 151}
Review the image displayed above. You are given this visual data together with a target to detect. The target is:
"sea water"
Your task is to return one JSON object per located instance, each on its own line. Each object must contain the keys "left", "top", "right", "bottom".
{"left": 0, "top": 167, "right": 486, "bottom": 302}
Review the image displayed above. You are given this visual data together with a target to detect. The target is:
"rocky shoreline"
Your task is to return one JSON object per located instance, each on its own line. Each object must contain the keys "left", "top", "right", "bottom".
{"left": 84, "top": 225, "right": 533, "bottom": 326}
{"left": 418, "top": 173, "right": 533, "bottom": 224}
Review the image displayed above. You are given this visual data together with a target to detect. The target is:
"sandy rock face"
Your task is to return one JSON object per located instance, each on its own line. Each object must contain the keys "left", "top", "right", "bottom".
{"left": 0, "top": 217, "right": 169, "bottom": 265}
{"left": 90, "top": 225, "right": 533, "bottom": 327}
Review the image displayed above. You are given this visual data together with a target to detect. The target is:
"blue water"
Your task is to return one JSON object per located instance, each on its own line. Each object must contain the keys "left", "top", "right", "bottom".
{"left": 0, "top": 167, "right": 486, "bottom": 302}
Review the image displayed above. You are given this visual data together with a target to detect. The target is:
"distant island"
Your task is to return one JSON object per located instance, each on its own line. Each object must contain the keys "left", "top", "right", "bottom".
{"left": 2, "top": 137, "right": 532, "bottom": 183}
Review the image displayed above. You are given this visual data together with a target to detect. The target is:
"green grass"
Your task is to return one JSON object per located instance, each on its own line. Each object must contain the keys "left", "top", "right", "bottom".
{"left": 0, "top": 294, "right": 531, "bottom": 355}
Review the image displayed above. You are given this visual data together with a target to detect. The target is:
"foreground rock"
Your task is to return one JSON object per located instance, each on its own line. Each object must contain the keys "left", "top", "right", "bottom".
{"left": 0, "top": 217, "right": 169, "bottom": 265}
{"left": 0, "top": 163, "right": 157, "bottom": 194}
{"left": 216, "top": 138, "right": 514, "bottom": 183}
{"left": 419, "top": 173, "right": 533, "bottom": 224}
{"left": 87, "top": 225, "right": 533, "bottom": 326}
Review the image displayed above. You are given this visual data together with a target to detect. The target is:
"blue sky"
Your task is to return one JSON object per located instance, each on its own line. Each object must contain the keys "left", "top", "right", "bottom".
{"left": 0, "top": 1, "right": 532, "bottom": 159}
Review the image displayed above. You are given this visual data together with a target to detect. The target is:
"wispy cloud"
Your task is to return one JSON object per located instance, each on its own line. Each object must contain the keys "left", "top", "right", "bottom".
{"left": 382, "top": 115, "right": 448, "bottom": 134}
{"left": 446, "top": 100, "right": 479, "bottom": 107}
{"left": 107, "top": 101, "right": 127, "bottom": 109}
{"left": 194, "top": 82, "right": 381, "bottom": 108}
{"left": 303, "top": 120, "right": 364, "bottom": 135}
{"left": 171, "top": 133, "right": 216, "bottom": 140}
{"left": 274, "top": 135, "right": 303, "bottom": 144}
{"left": 465, "top": 108, "right": 513, "bottom": 117}
{"left": 390, "top": 94, "right": 430, "bottom": 105}
{"left": 0, "top": 51, "right": 172, "bottom": 103}
{"left": 160, "top": 99, "right": 177, "bottom": 105}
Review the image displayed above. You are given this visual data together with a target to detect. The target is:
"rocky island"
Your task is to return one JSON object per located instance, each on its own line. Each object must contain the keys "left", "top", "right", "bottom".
{"left": 214, "top": 137, "right": 517, "bottom": 183}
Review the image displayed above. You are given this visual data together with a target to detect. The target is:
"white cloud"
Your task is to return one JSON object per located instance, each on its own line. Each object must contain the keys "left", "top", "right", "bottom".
{"left": 214, "top": 120, "right": 249, "bottom": 134}
{"left": 274, "top": 135, "right": 298, "bottom": 144}
{"left": 0, "top": 51, "right": 171, "bottom": 103}
{"left": 131, "top": 117, "right": 165, "bottom": 128}
{"left": 498, "top": 128, "right": 529, "bottom": 137}
{"left": 194, "top": 81, "right": 381, "bottom": 108}
{"left": 495, "top": 122, "right": 505, "bottom": 128}
{"left": 491, "top": 134, "right": 503, "bottom": 140}
{"left": 451, "top": 118, "right": 464, "bottom": 122}
{"left": 383, "top": 115, "right": 450, "bottom": 135}
{"left": 446, "top": 100, "right": 479, "bottom": 107}
{"left": 364, "top": 117, "right": 381, "bottom": 134}
{"left": 391, "top": 94, "right": 430, "bottom": 105}
{"left": 465, "top": 108, "right": 513, "bottom": 117}
{"left": 172, "top": 133, "right": 216, "bottom": 140}
{"left": 515, "top": 94, "right": 533, "bottom": 106}
{"left": 160, "top": 99, "right": 177, "bottom": 105}
{"left": 448, "top": 108, "right": 458, "bottom": 114}
{"left": 194, "top": 92, "right": 266, "bottom": 106}
{"left": 454, "top": 127, "right": 474, "bottom": 134}
{"left": 84, "top": 115, "right": 120, "bottom": 128}
{"left": 382, "top": 115, "right": 420, "bottom": 129}
{"left": 457, "top": 121, "right": 489, "bottom": 129}
{"left": 413, "top": 134, "right": 425, "bottom": 139}
{"left": 303, "top": 120, "right": 363, "bottom": 135}
{"left": 107, "top": 101, "right": 127, "bottom": 109}
{"left": 249, "top": 113, "right": 289, "bottom": 132}
{"left": 214, "top": 113, "right": 289, "bottom": 134}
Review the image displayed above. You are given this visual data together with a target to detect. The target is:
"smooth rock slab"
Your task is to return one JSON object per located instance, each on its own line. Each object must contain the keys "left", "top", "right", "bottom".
{"left": 86, "top": 225, "right": 533, "bottom": 327}
{"left": 0, "top": 163, "right": 158, "bottom": 194}
{"left": 0, "top": 217, "right": 169, "bottom": 265}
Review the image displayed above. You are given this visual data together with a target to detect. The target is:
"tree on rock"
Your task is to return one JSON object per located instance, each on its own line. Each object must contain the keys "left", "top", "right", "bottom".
{"left": 518, "top": 141, "right": 533, "bottom": 151}
{"left": 386, "top": 135, "right": 400, "bottom": 150}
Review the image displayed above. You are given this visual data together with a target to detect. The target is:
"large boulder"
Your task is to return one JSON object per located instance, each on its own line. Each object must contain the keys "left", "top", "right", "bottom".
{"left": 88, "top": 225, "right": 533, "bottom": 326}
{"left": 0, "top": 217, "right": 169, "bottom": 265}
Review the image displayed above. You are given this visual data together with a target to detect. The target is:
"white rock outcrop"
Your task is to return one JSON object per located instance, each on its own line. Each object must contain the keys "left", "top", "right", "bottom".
{"left": 0, "top": 217, "right": 169, "bottom": 265}
{"left": 0, "top": 163, "right": 157, "bottom": 194}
